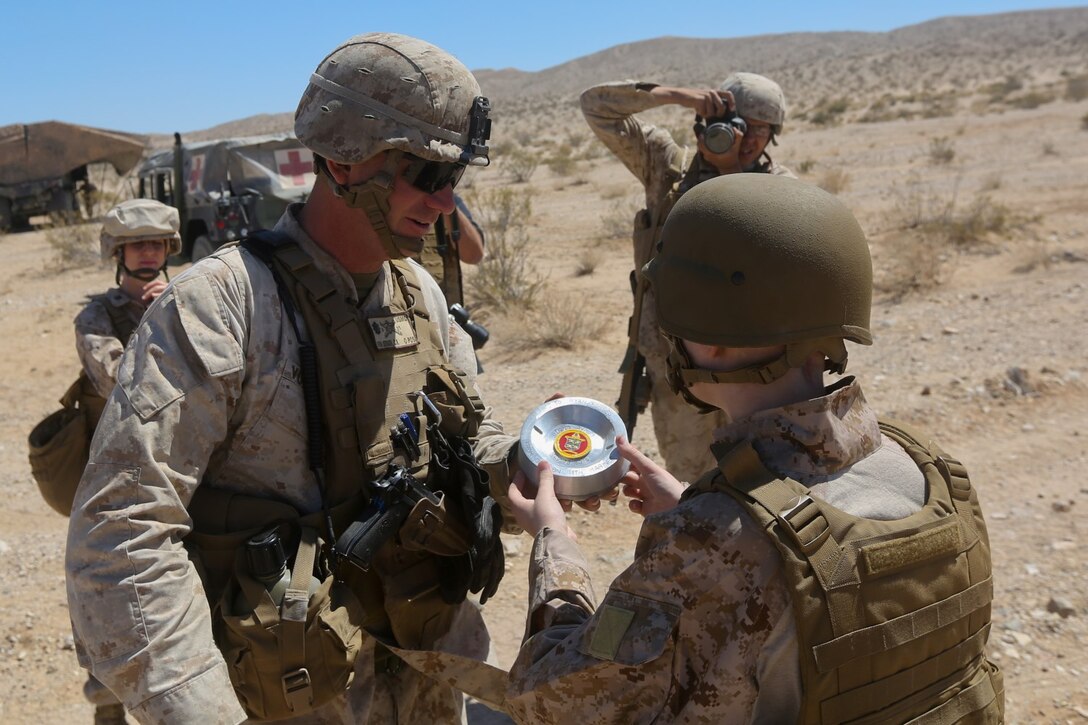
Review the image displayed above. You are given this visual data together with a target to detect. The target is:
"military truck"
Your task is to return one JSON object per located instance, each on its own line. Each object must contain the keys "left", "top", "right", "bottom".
{"left": 0, "top": 121, "right": 145, "bottom": 231}
{"left": 138, "top": 132, "right": 314, "bottom": 261}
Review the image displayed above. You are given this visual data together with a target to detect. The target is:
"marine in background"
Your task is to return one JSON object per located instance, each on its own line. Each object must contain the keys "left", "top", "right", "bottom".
{"left": 74, "top": 198, "right": 181, "bottom": 725}
{"left": 75, "top": 198, "right": 178, "bottom": 399}
{"left": 582, "top": 72, "right": 793, "bottom": 482}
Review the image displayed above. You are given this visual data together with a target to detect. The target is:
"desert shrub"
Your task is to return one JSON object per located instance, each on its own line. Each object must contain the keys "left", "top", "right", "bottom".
{"left": 1065, "top": 73, "right": 1088, "bottom": 102}
{"left": 808, "top": 97, "right": 849, "bottom": 126}
{"left": 986, "top": 75, "right": 1023, "bottom": 102}
{"left": 893, "top": 175, "right": 1022, "bottom": 248}
{"left": 874, "top": 230, "right": 949, "bottom": 298}
{"left": 1082, "top": 112, "right": 1088, "bottom": 131}
{"left": 465, "top": 188, "right": 544, "bottom": 310}
{"left": 796, "top": 159, "right": 817, "bottom": 174}
{"left": 928, "top": 137, "right": 956, "bottom": 165}
{"left": 503, "top": 149, "right": 539, "bottom": 183}
{"left": 574, "top": 250, "right": 601, "bottom": 277}
{"left": 919, "top": 91, "right": 957, "bottom": 119}
{"left": 565, "top": 132, "right": 587, "bottom": 149}
{"left": 510, "top": 295, "right": 607, "bottom": 351}
{"left": 941, "top": 195, "right": 1015, "bottom": 246}
{"left": 1041, "top": 140, "right": 1058, "bottom": 156}
{"left": 45, "top": 217, "right": 101, "bottom": 269}
{"left": 1010, "top": 90, "right": 1055, "bottom": 110}
{"left": 817, "top": 167, "right": 850, "bottom": 195}
{"left": 546, "top": 145, "right": 577, "bottom": 176}
{"left": 894, "top": 173, "right": 963, "bottom": 229}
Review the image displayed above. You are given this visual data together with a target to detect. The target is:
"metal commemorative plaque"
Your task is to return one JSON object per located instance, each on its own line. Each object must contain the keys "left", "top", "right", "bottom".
{"left": 517, "top": 396, "right": 630, "bottom": 500}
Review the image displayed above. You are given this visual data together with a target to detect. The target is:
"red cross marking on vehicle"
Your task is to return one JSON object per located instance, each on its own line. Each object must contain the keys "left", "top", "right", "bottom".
{"left": 276, "top": 149, "right": 313, "bottom": 185}
{"left": 187, "top": 154, "right": 204, "bottom": 193}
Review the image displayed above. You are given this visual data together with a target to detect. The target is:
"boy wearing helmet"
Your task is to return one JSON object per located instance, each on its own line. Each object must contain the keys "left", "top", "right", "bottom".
{"left": 506, "top": 175, "right": 1002, "bottom": 723}
{"left": 67, "top": 34, "right": 519, "bottom": 724}
{"left": 582, "top": 71, "right": 793, "bottom": 484}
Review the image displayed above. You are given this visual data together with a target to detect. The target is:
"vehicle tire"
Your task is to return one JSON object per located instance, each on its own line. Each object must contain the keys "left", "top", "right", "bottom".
{"left": 0, "top": 197, "right": 11, "bottom": 232}
{"left": 190, "top": 235, "right": 216, "bottom": 263}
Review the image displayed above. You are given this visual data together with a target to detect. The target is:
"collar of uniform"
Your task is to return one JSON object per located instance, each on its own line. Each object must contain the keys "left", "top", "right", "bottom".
{"left": 273, "top": 202, "right": 393, "bottom": 307}
{"left": 107, "top": 286, "right": 147, "bottom": 313}
{"left": 712, "top": 378, "right": 882, "bottom": 485}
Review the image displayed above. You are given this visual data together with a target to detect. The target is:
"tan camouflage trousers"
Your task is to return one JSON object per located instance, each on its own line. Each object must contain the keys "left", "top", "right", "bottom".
{"left": 639, "top": 291, "right": 726, "bottom": 484}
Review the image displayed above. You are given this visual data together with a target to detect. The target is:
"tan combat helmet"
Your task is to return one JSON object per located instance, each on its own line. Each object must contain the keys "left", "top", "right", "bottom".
{"left": 294, "top": 32, "right": 492, "bottom": 258}
{"left": 100, "top": 198, "right": 182, "bottom": 283}
{"left": 643, "top": 174, "right": 872, "bottom": 410}
{"left": 720, "top": 72, "right": 787, "bottom": 139}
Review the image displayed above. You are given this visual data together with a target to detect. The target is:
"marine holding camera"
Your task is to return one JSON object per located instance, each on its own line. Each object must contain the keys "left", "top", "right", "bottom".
{"left": 581, "top": 71, "right": 795, "bottom": 484}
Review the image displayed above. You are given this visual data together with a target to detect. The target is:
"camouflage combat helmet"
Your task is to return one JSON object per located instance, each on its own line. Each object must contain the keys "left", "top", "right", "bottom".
{"left": 643, "top": 174, "right": 872, "bottom": 409}
{"left": 100, "top": 198, "right": 181, "bottom": 284}
{"left": 294, "top": 32, "right": 492, "bottom": 258}
{"left": 720, "top": 72, "right": 787, "bottom": 136}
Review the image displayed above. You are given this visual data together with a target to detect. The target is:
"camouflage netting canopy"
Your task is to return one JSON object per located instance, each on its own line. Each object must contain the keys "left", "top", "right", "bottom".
{"left": 0, "top": 121, "right": 147, "bottom": 186}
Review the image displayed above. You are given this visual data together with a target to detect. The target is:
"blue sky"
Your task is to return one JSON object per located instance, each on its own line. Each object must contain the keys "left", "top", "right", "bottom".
{"left": 1, "top": 0, "right": 1081, "bottom": 134}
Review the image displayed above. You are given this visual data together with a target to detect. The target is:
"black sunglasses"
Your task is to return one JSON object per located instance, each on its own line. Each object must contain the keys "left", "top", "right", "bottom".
{"left": 403, "top": 155, "right": 467, "bottom": 194}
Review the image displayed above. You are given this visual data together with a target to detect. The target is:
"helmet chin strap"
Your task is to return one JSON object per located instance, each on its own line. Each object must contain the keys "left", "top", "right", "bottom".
{"left": 664, "top": 335, "right": 849, "bottom": 412}
{"left": 317, "top": 152, "right": 426, "bottom": 258}
{"left": 116, "top": 262, "right": 168, "bottom": 286}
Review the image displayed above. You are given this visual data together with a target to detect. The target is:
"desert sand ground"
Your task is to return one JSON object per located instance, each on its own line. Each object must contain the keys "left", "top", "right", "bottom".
{"left": 0, "top": 96, "right": 1086, "bottom": 724}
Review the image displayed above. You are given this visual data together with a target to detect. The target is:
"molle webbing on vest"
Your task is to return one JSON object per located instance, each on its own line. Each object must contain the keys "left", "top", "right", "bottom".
{"left": 695, "top": 421, "right": 1001, "bottom": 723}
{"left": 243, "top": 232, "right": 449, "bottom": 507}
{"left": 96, "top": 293, "right": 139, "bottom": 346}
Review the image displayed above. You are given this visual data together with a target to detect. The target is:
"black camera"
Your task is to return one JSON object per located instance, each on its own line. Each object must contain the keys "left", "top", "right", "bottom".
{"left": 449, "top": 303, "right": 490, "bottom": 350}
{"left": 697, "top": 111, "right": 748, "bottom": 155}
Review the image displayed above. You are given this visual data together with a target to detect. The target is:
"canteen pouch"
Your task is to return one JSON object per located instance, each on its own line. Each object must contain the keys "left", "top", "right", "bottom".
{"left": 214, "top": 526, "right": 366, "bottom": 721}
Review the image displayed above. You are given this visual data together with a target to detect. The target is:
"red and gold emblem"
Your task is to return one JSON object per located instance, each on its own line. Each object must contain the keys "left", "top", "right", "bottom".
{"left": 553, "top": 429, "right": 591, "bottom": 460}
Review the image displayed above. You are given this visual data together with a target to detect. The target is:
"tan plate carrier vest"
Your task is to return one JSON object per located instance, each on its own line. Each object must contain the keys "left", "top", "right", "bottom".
{"left": 689, "top": 420, "right": 1003, "bottom": 724}
{"left": 185, "top": 235, "right": 498, "bottom": 717}
{"left": 190, "top": 233, "right": 487, "bottom": 611}
{"left": 188, "top": 232, "right": 489, "bottom": 622}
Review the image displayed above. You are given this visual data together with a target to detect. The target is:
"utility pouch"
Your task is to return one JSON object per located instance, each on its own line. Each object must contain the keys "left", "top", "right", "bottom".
{"left": 27, "top": 373, "right": 106, "bottom": 516}
{"left": 214, "top": 526, "right": 366, "bottom": 721}
{"left": 399, "top": 494, "right": 472, "bottom": 557}
{"left": 424, "top": 365, "right": 485, "bottom": 439}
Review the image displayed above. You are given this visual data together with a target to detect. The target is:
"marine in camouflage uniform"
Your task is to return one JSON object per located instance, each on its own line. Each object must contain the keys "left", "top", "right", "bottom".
{"left": 72, "top": 199, "right": 181, "bottom": 725}
{"left": 66, "top": 34, "right": 519, "bottom": 724}
{"left": 76, "top": 198, "right": 180, "bottom": 399}
{"left": 581, "top": 73, "right": 794, "bottom": 483}
{"left": 505, "top": 176, "right": 1001, "bottom": 723}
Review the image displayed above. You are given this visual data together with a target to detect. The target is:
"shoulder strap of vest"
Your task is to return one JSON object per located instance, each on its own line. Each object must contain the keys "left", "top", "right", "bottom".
{"left": 691, "top": 439, "right": 852, "bottom": 594}
{"left": 239, "top": 231, "right": 338, "bottom": 545}
{"left": 92, "top": 292, "right": 139, "bottom": 346}
{"left": 878, "top": 419, "right": 979, "bottom": 540}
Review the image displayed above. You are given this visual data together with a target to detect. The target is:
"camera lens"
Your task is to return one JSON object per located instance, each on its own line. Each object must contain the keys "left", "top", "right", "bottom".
{"left": 704, "top": 123, "right": 737, "bottom": 154}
